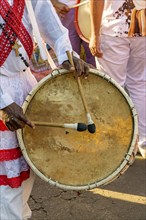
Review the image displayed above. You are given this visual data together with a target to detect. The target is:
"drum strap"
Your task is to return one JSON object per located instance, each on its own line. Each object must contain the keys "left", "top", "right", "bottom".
{"left": 0, "top": 0, "right": 33, "bottom": 66}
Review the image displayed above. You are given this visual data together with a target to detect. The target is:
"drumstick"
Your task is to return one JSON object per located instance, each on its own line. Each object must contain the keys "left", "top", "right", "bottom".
{"left": 33, "top": 121, "right": 87, "bottom": 132}
{"left": 70, "top": 0, "right": 89, "bottom": 9}
{"left": 66, "top": 51, "right": 96, "bottom": 133}
{"left": 25, "top": 0, "right": 57, "bottom": 69}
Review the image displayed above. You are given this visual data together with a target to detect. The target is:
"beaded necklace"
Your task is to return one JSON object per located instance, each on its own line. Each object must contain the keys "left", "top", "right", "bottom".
{"left": 0, "top": 22, "right": 29, "bottom": 68}
{"left": 0, "top": 0, "right": 33, "bottom": 67}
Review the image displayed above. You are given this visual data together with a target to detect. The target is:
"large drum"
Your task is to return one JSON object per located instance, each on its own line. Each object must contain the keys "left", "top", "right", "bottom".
{"left": 17, "top": 68, "right": 138, "bottom": 190}
{"left": 74, "top": 0, "right": 91, "bottom": 43}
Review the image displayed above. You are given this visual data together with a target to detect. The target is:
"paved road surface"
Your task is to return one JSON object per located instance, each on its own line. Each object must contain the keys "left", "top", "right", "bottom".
{"left": 29, "top": 154, "right": 146, "bottom": 220}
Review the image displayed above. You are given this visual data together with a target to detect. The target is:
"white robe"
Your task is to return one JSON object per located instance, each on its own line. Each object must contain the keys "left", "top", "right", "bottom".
{"left": 0, "top": 0, "right": 72, "bottom": 107}
{"left": 58, "top": 0, "right": 76, "bottom": 7}
{"left": 0, "top": 0, "right": 72, "bottom": 186}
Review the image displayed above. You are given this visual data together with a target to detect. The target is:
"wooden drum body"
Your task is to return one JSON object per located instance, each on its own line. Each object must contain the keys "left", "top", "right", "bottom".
{"left": 17, "top": 69, "right": 138, "bottom": 190}
{"left": 74, "top": 0, "right": 91, "bottom": 43}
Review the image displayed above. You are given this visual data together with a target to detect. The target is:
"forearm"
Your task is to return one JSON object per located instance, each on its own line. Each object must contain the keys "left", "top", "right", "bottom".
{"left": 33, "top": 0, "right": 72, "bottom": 64}
{"left": 50, "top": 0, "right": 60, "bottom": 7}
{"left": 90, "top": 0, "right": 105, "bottom": 36}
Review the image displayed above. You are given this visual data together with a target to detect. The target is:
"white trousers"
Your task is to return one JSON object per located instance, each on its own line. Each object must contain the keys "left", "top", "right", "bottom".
{"left": 95, "top": 35, "right": 146, "bottom": 143}
{"left": 0, "top": 170, "right": 35, "bottom": 220}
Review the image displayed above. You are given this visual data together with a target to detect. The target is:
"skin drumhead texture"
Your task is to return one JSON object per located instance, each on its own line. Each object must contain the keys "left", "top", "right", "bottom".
{"left": 22, "top": 72, "right": 134, "bottom": 187}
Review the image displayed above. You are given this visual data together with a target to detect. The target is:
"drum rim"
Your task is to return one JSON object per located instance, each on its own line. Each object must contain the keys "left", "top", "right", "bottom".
{"left": 74, "top": 0, "right": 90, "bottom": 43}
{"left": 17, "top": 68, "right": 138, "bottom": 191}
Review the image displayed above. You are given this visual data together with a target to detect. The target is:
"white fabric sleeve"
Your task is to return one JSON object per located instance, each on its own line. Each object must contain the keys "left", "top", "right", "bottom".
{"left": 32, "top": 0, "right": 73, "bottom": 64}
{"left": 0, "top": 87, "right": 14, "bottom": 109}
{"left": 133, "top": 0, "right": 146, "bottom": 10}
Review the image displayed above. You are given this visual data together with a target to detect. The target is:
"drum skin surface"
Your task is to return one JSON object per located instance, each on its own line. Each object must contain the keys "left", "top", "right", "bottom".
{"left": 19, "top": 69, "right": 138, "bottom": 190}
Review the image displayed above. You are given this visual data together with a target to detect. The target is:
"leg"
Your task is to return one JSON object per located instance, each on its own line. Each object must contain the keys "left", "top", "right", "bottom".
{"left": 0, "top": 71, "right": 37, "bottom": 220}
{"left": 95, "top": 35, "right": 130, "bottom": 86}
{"left": 0, "top": 171, "right": 35, "bottom": 220}
{"left": 125, "top": 37, "right": 146, "bottom": 144}
{"left": 61, "top": 9, "right": 81, "bottom": 55}
{"left": 22, "top": 170, "right": 35, "bottom": 220}
{"left": 0, "top": 185, "right": 23, "bottom": 220}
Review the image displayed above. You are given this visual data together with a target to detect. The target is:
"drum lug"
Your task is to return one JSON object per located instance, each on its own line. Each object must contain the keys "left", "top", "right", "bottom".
{"left": 125, "top": 151, "right": 136, "bottom": 166}
{"left": 87, "top": 184, "right": 91, "bottom": 190}
{"left": 128, "top": 152, "right": 136, "bottom": 166}
{"left": 51, "top": 69, "right": 61, "bottom": 78}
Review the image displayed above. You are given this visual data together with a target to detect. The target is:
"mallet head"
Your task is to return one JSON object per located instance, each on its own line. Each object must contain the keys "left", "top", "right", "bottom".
{"left": 77, "top": 123, "right": 87, "bottom": 131}
{"left": 88, "top": 123, "right": 96, "bottom": 133}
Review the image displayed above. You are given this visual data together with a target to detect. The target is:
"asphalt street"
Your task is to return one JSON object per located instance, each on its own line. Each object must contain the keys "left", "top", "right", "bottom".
{"left": 29, "top": 154, "right": 146, "bottom": 220}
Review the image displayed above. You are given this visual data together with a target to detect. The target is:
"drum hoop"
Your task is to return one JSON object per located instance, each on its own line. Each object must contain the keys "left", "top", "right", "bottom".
{"left": 17, "top": 68, "right": 138, "bottom": 191}
{"left": 74, "top": 0, "right": 90, "bottom": 43}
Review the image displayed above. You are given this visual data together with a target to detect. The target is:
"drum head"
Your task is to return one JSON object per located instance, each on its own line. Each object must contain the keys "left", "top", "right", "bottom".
{"left": 17, "top": 69, "right": 138, "bottom": 190}
{"left": 74, "top": 0, "right": 91, "bottom": 43}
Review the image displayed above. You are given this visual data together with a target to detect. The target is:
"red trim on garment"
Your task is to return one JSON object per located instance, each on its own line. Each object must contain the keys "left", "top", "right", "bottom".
{"left": 0, "top": 120, "right": 9, "bottom": 131}
{"left": 0, "top": 170, "right": 30, "bottom": 188}
{"left": 0, "top": 147, "right": 23, "bottom": 162}
{"left": 74, "top": 0, "right": 89, "bottom": 43}
{"left": 0, "top": 0, "right": 33, "bottom": 66}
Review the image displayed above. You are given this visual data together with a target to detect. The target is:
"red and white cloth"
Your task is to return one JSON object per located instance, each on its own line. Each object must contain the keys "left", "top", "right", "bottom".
{"left": 0, "top": 0, "right": 74, "bottom": 219}
{"left": 0, "top": 0, "right": 33, "bottom": 66}
{"left": 0, "top": 0, "right": 72, "bottom": 189}
{"left": 0, "top": 69, "right": 37, "bottom": 188}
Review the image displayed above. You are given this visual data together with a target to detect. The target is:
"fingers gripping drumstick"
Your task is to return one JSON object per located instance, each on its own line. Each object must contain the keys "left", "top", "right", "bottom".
{"left": 66, "top": 51, "right": 96, "bottom": 133}
{"left": 33, "top": 121, "right": 87, "bottom": 132}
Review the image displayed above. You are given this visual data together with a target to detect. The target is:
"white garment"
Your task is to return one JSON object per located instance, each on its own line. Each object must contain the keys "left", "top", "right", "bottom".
{"left": 0, "top": 0, "right": 72, "bottom": 108}
{"left": 0, "top": 69, "right": 37, "bottom": 179}
{"left": 101, "top": 0, "right": 146, "bottom": 37}
{"left": 0, "top": 170, "right": 35, "bottom": 220}
{"left": 133, "top": 0, "right": 146, "bottom": 10}
{"left": 95, "top": 35, "right": 146, "bottom": 143}
{"left": 58, "top": 0, "right": 76, "bottom": 7}
{"left": 0, "top": 1, "right": 73, "bottom": 219}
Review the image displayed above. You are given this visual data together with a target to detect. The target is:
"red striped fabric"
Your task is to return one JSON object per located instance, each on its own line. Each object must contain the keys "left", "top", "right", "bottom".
{"left": 0, "top": 120, "right": 8, "bottom": 131}
{"left": 0, "top": 170, "right": 30, "bottom": 188}
{"left": 0, "top": 0, "right": 33, "bottom": 66}
{"left": 0, "top": 147, "right": 22, "bottom": 162}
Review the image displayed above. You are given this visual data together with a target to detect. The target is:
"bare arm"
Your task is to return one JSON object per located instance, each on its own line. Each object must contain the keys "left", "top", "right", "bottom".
{"left": 89, "top": 0, "right": 105, "bottom": 57}
{"left": 51, "top": 0, "right": 70, "bottom": 18}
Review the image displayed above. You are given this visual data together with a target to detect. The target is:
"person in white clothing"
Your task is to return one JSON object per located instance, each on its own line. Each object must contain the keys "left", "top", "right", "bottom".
{"left": 0, "top": 0, "right": 89, "bottom": 219}
{"left": 89, "top": 0, "right": 146, "bottom": 158}
{"left": 51, "top": 0, "right": 96, "bottom": 66}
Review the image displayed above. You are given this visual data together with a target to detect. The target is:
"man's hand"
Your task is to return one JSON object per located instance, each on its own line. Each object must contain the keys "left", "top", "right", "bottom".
{"left": 89, "top": 34, "right": 103, "bottom": 58}
{"left": 51, "top": 0, "right": 70, "bottom": 18}
{"left": 62, "top": 57, "right": 89, "bottom": 78}
{"left": 2, "top": 102, "right": 35, "bottom": 131}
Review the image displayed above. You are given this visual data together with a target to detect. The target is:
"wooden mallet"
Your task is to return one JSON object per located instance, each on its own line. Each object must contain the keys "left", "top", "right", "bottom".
{"left": 33, "top": 121, "right": 87, "bottom": 132}
{"left": 66, "top": 51, "right": 96, "bottom": 133}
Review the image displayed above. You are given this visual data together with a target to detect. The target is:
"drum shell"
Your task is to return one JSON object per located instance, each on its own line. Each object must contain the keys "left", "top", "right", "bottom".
{"left": 74, "top": 0, "right": 91, "bottom": 43}
{"left": 17, "top": 68, "right": 138, "bottom": 190}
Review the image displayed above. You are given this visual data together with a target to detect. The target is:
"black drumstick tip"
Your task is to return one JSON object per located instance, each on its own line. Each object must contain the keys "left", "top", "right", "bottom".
{"left": 88, "top": 124, "right": 96, "bottom": 133}
{"left": 77, "top": 123, "right": 87, "bottom": 131}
